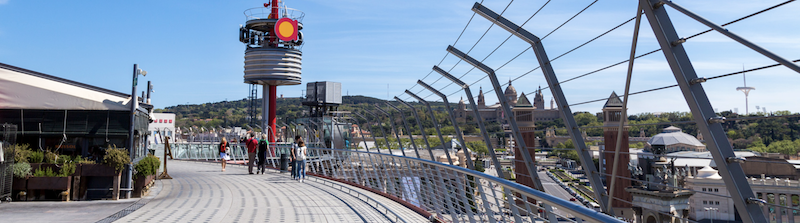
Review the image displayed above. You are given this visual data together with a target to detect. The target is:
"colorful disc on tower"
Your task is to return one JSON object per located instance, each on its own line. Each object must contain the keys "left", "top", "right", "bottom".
{"left": 275, "top": 18, "right": 298, "bottom": 41}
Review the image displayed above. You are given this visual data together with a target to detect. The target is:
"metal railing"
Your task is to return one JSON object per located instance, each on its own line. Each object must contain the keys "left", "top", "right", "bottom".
{"left": 171, "top": 142, "right": 622, "bottom": 223}
{"left": 244, "top": 6, "right": 305, "bottom": 22}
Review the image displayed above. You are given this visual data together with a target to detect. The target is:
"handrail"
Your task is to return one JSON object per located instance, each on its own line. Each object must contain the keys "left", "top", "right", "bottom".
{"left": 170, "top": 143, "right": 623, "bottom": 223}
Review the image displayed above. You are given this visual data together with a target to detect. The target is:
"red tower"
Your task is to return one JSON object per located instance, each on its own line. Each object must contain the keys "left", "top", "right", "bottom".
{"left": 602, "top": 92, "right": 633, "bottom": 213}
{"left": 240, "top": 1, "right": 304, "bottom": 144}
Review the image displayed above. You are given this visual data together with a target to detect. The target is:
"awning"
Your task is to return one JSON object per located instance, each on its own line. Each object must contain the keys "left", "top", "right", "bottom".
{"left": 0, "top": 63, "right": 132, "bottom": 111}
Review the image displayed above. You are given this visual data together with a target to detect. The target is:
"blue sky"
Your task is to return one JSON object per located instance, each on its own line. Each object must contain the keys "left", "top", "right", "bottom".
{"left": 1, "top": 0, "right": 798, "bottom": 114}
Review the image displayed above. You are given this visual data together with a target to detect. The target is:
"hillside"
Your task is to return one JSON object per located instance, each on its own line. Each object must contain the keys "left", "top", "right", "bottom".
{"left": 155, "top": 97, "right": 800, "bottom": 154}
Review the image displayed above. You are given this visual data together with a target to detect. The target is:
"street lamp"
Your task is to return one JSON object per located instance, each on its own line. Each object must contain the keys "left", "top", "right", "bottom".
{"left": 704, "top": 207, "right": 719, "bottom": 222}
{"left": 127, "top": 64, "right": 147, "bottom": 199}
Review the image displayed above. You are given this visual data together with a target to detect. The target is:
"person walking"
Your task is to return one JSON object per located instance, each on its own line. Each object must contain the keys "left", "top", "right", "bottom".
{"left": 290, "top": 135, "right": 301, "bottom": 179}
{"left": 245, "top": 133, "right": 258, "bottom": 174}
{"left": 219, "top": 137, "right": 229, "bottom": 172}
{"left": 293, "top": 140, "right": 307, "bottom": 182}
{"left": 257, "top": 133, "right": 269, "bottom": 174}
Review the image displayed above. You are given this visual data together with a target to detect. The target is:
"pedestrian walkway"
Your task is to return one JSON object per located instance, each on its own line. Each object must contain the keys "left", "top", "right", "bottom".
{"left": 115, "top": 160, "right": 427, "bottom": 223}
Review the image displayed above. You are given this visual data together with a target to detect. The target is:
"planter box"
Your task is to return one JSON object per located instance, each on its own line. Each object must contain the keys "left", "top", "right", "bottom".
{"left": 12, "top": 177, "right": 27, "bottom": 190}
{"left": 80, "top": 164, "right": 116, "bottom": 177}
{"left": 132, "top": 174, "right": 156, "bottom": 198}
{"left": 27, "top": 176, "right": 72, "bottom": 190}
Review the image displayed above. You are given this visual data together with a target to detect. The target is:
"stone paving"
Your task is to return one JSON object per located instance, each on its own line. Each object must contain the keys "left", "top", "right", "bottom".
{"left": 115, "top": 160, "right": 428, "bottom": 223}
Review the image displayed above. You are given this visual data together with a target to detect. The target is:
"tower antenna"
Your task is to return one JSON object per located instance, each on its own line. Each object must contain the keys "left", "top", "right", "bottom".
{"left": 736, "top": 64, "right": 755, "bottom": 115}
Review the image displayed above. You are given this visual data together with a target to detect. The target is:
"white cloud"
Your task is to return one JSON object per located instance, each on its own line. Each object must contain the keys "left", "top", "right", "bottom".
{"left": 0, "top": 0, "right": 8, "bottom": 5}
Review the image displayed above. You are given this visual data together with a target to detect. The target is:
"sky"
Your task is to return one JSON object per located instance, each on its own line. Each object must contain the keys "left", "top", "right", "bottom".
{"left": 1, "top": 0, "right": 799, "bottom": 115}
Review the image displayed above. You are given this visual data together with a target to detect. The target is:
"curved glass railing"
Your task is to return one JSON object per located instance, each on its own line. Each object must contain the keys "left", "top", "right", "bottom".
{"left": 170, "top": 143, "right": 621, "bottom": 223}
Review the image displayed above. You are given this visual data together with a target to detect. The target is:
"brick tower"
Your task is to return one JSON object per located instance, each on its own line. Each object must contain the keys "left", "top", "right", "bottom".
{"left": 602, "top": 92, "right": 633, "bottom": 214}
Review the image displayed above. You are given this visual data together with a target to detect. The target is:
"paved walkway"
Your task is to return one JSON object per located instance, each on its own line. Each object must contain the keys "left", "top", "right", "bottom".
{"left": 0, "top": 160, "right": 427, "bottom": 223}
{"left": 115, "top": 160, "right": 427, "bottom": 223}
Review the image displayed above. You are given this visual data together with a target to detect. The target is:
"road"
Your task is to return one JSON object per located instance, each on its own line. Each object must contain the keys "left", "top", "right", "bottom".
{"left": 538, "top": 170, "right": 580, "bottom": 218}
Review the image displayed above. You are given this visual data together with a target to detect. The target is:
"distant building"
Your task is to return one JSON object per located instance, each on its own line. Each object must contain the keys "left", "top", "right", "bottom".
{"left": 453, "top": 82, "right": 560, "bottom": 124}
{"left": 148, "top": 113, "right": 176, "bottom": 145}
{"left": 686, "top": 166, "right": 800, "bottom": 222}
{"left": 647, "top": 126, "right": 707, "bottom": 153}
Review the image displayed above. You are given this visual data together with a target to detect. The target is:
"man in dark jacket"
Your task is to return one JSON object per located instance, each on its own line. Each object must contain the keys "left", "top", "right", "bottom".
{"left": 257, "top": 134, "right": 269, "bottom": 174}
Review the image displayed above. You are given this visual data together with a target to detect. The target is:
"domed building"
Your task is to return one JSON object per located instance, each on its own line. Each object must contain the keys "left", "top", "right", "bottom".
{"left": 504, "top": 80, "right": 518, "bottom": 106}
{"left": 647, "top": 126, "right": 706, "bottom": 153}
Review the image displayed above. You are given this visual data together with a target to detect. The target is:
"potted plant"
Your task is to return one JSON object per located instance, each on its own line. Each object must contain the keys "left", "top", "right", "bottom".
{"left": 11, "top": 162, "right": 31, "bottom": 191}
{"left": 132, "top": 154, "right": 160, "bottom": 197}
{"left": 103, "top": 148, "right": 130, "bottom": 200}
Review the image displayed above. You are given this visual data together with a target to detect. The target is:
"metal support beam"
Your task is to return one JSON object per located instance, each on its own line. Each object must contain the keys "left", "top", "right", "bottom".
{"left": 434, "top": 66, "right": 519, "bottom": 223}
{"left": 365, "top": 109, "right": 403, "bottom": 196}
{"left": 405, "top": 91, "right": 455, "bottom": 166}
{"left": 446, "top": 44, "right": 557, "bottom": 223}
{"left": 365, "top": 110, "right": 392, "bottom": 154}
{"left": 387, "top": 101, "right": 423, "bottom": 159}
{"left": 417, "top": 80, "right": 475, "bottom": 169}
{"left": 659, "top": 0, "right": 800, "bottom": 74}
{"left": 397, "top": 97, "right": 436, "bottom": 162}
{"left": 641, "top": 0, "right": 766, "bottom": 222}
{"left": 352, "top": 112, "right": 373, "bottom": 153}
{"left": 375, "top": 104, "right": 408, "bottom": 157}
{"left": 355, "top": 111, "right": 390, "bottom": 193}
{"left": 434, "top": 66, "right": 505, "bottom": 178}
{"left": 471, "top": 2, "right": 611, "bottom": 214}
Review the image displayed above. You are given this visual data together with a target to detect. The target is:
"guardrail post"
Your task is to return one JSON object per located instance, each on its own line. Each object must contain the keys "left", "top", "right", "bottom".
{"left": 349, "top": 114, "right": 383, "bottom": 189}
{"left": 445, "top": 44, "right": 558, "bottom": 223}
{"left": 375, "top": 105, "right": 408, "bottom": 157}
{"left": 433, "top": 67, "right": 506, "bottom": 178}
{"left": 417, "top": 80, "right": 479, "bottom": 222}
{"left": 364, "top": 110, "right": 400, "bottom": 196}
{"left": 387, "top": 101, "right": 423, "bottom": 159}
{"left": 386, "top": 102, "right": 438, "bottom": 218}
{"left": 417, "top": 80, "right": 475, "bottom": 170}
{"left": 397, "top": 97, "right": 437, "bottom": 162}
{"left": 360, "top": 111, "right": 393, "bottom": 193}
{"left": 404, "top": 91, "right": 455, "bottom": 166}
{"left": 470, "top": 3, "right": 611, "bottom": 216}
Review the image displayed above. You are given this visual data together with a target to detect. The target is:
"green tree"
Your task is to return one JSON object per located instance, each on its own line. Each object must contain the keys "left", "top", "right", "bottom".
{"left": 467, "top": 141, "right": 489, "bottom": 155}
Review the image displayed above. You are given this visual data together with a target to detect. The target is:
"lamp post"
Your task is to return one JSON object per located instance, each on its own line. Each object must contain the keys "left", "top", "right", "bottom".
{"left": 704, "top": 207, "right": 719, "bottom": 223}
{"left": 128, "top": 64, "right": 146, "bottom": 199}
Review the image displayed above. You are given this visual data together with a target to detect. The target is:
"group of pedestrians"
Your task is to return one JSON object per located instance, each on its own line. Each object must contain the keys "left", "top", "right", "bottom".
{"left": 217, "top": 133, "right": 307, "bottom": 182}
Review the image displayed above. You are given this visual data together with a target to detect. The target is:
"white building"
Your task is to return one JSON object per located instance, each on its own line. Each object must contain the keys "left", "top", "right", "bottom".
{"left": 648, "top": 126, "right": 706, "bottom": 153}
{"left": 687, "top": 166, "right": 800, "bottom": 222}
{"left": 148, "top": 113, "right": 176, "bottom": 144}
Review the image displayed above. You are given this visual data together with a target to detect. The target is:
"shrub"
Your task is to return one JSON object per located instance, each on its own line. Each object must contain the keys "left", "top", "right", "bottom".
{"left": 134, "top": 154, "right": 160, "bottom": 178}
{"left": 44, "top": 151, "right": 58, "bottom": 164}
{"left": 77, "top": 157, "right": 96, "bottom": 164}
{"left": 12, "top": 162, "right": 32, "bottom": 178}
{"left": 29, "top": 151, "right": 44, "bottom": 163}
{"left": 32, "top": 167, "right": 58, "bottom": 177}
{"left": 12, "top": 144, "right": 32, "bottom": 163}
{"left": 72, "top": 155, "right": 95, "bottom": 164}
{"left": 104, "top": 148, "right": 130, "bottom": 173}
{"left": 60, "top": 163, "right": 76, "bottom": 176}
{"left": 56, "top": 155, "right": 73, "bottom": 165}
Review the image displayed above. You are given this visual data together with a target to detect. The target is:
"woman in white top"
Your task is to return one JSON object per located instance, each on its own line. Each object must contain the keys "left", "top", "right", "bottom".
{"left": 292, "top": 140, "right": 307, "bottom": 182}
